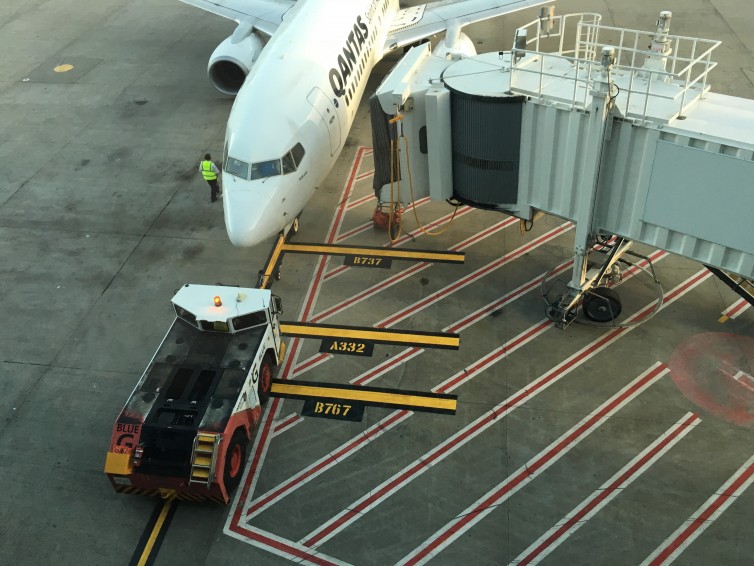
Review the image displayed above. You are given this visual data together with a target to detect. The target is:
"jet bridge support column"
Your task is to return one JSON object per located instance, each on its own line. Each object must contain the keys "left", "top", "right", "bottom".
{"left": 558, "top": 47, "right": 618, "bottom": 318}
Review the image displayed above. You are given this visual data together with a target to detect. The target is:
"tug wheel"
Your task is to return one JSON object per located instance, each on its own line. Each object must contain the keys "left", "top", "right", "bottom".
{"left": 259, "top": 355, "right": 273, "bottom": 404}
{"left": 223, "top": 429, "right": 246, "bottom": 494}
{"left": 582, "top": 287, "right": 622, "bottom": 322}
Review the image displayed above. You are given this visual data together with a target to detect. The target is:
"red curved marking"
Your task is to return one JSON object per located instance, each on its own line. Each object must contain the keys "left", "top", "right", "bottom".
{"left": 669, "top": 332, "right": 754, "bottom": 428}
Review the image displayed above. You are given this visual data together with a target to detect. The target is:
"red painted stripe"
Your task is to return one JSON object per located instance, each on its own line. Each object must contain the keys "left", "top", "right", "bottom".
{"left": 231, "top": 147, "right": 369, "bottom": 544}
{"left": 229, "top": 522, "right": 340, "bottom": 566}
{"left": 516, "top": 413, "right": 700, "bottom": 566}
{"left": 351, "top": 347, "right": 422, "bottom": 386}
{"left": 722, "top": 298, "right": 750, "bottom": 319}
{"left": 377, "top": 223, "right": 571, "bottom": 328}
{"left": 273, "top": 413, "right": 303, "bottom": 435}
{"left": 646, "top": 459, "right": 754, "bottom": 565}
{"left": 403, "top": 364, "right": 671, "bottom": 565}
{"left": 324, "top": 205, "right": 475, "bottom": 281}
{"left": 302, "top": 269, "right": 708, "bottom": 549}
{"left": 247, "top": 409, "right": 410, "bottom": 517}
{"left": 434, "top": 320, "right": 552, "bottom": 393}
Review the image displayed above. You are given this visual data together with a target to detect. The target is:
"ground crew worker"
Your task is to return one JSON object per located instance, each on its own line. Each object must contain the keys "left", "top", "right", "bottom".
{"left": 200, "top": 153, "right": 222, "bottom": 203}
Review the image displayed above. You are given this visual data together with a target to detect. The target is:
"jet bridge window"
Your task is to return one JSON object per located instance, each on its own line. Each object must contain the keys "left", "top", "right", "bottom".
{"left": 225, "top": 156, "right": 250, "bottom": 180}
{"left": 250, "top": 159, "right": 281, "bottom": 180}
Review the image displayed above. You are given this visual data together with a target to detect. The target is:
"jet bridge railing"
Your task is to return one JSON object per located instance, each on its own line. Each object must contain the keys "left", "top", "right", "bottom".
{"left": 510, "top": 14, "right": 721, "bottom": 122}
{"left": 516, "top": 12, "right": 603, "bottom": 59}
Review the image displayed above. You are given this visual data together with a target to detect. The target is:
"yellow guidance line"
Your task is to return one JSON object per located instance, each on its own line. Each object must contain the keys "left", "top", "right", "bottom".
{"left": 271, "top": 383, "right": 457, "bottom": 413}
{"left": 281, "top": 243, "right": 465, "bottom": 264}
{"left": 279, "top": 323, "right": 460, "bottom": 349}
{"left": 258, "top": 233, "right": 287, "bottom": 289}
{"left": 137, "top": 497, "right": 176, "bottom": 566}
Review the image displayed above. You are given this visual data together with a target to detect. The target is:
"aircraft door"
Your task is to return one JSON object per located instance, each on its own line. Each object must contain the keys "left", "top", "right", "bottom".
{"left": 307, "top": 87, "right": 341, "bottom": 156}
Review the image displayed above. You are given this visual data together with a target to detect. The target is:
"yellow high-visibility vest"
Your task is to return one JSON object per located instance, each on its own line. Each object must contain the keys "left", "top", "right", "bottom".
{"left": 201, "top": 160, "right": 217, "bottom": 181}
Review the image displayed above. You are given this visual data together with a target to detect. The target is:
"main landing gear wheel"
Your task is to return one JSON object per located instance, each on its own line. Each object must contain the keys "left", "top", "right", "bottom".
{"left": 258, "top": 355, "right": 273, "bottom": 404}
{"left": 223, "top": 429, "right": 246, "bottom": 494}
{"left": 582, "top": 286, "right": 622, "bottom": 322}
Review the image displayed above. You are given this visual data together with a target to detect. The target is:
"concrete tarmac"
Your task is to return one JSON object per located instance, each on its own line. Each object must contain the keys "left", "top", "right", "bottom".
{"left": 0, "top": 0, "right": 752, "bottom": 564}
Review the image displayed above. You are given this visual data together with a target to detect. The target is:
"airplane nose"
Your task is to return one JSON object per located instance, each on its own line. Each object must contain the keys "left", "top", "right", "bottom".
{"left": 222, "top": 177, "right": 283, "bottom": 247}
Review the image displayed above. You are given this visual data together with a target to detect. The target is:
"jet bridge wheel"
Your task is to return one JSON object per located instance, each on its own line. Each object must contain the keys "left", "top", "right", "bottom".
{"left": 582, "top": 287, "right": 622, "bottom": 322}
{"left": 223, "top": 429, "right": 246, "bottom": 494}
{"left": 258, "top": 355, "right": 273, "bottom": 404}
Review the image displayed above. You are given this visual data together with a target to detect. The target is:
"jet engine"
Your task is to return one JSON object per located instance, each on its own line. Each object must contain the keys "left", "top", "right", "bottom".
{"left": 207, "top": 28, "right": 265, "bottom": 95}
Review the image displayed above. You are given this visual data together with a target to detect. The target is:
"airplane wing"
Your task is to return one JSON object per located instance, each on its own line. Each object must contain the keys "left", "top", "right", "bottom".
{"left": 179, "top": 0, "right": 295, "bottom": 37}
{"left": 384, "top": 0, "right": 552, "bottom": 51}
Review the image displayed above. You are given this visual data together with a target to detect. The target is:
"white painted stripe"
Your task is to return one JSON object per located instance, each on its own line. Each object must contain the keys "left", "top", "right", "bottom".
{"left": 226, "top": 522, "right": 352, "bottom": 566}
{"left": 320, "top": 213, "right": 512, "bottom": 319}
{"left": 640, "top": 453, "right": 754, "bottom": 566}
{"left": 299, "top": 271, "right": 710, "bottom": 550}
{"left": 228, "top": 147, "right": 370, "bottom": 558}
{"left": 721, "top": 297, "right": 751, "bottom": 319}
{"left": 397, "top": 362, "right": 669, "bottom": 566}
{"left": 511, "top": 412, "right": 700, "bottom": 566}
{"left": 272, "top": 413, "right": 305, "bottom": 437}
{"left": 247, "top": 410, "right": 412, "bottom": 519}
{"left": 377, "top": 222, "right": 572, "bottom": 328}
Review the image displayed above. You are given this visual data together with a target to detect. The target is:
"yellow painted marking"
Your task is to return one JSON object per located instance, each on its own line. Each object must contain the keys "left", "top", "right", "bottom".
{"left": 259, "top": 233, "right": 286, "bottom": 288}
{"left": 281, "top": 243, "right": 464, "bottom": 263}
{"left": 271, "top": 382, "right": 456, "bottom": 412}
{"left": 137, "top": 497, "right": 175, "bottom": 566}
{"left": 279, "top": 323, "right": 459, "bottom": 348}
{"left": 54, "top": 64, "right": 74, "bottom": 73}
{"left": 719, "top": 315, "right": 729, "bottom": 323}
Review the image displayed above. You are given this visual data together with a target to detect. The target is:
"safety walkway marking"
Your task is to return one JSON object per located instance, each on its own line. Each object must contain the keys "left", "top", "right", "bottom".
{"left": 246, "top": 252, "right": 667, "bottom": 519}
{"left": 279, "top": 322, "right": 459, "bottom": 350}
{"left": 719, "top": 297, "right": 751, "bottom": 322}
{"left": 327, "top": 203, "right": 473, "bottom": 277}
{"left": 298, "top": 270, "right": 711, "bottom": 549}
{"left": 320, "top": 215, "right": 513, "bottom": 319}
{"left": 293, "top": 220, "right": 567, "bottom": 377}
{"left": 640, "top": 452, "right": 754, "bottom": 566}
{"left": 509, "top": 412, "right": 701, "bottom": 566}
{"left": 270, "top": 379, "right": 457, "bottom": 414}
{"left": 395, "top": 362, "right": 670, "bottom": 565}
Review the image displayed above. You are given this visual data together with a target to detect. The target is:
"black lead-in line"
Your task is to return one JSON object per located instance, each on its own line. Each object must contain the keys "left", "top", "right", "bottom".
{"left": 129, "top": 498, "right": 179, "bottom": 566}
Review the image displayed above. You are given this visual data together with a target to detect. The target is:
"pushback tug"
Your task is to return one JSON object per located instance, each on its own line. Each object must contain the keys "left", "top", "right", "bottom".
{"left": 104, "top": 284, "right": 284, "bottom": 503}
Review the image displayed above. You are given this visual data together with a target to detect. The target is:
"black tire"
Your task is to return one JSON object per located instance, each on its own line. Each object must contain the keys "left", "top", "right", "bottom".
{"left": 582, "top": 287, "right": 622, "bottom": 322}
{"left": 223, "top": 429, "right": 246, "bottom": 494}
{"left": 258, "top": 355, "right": 273, "bottom": 405}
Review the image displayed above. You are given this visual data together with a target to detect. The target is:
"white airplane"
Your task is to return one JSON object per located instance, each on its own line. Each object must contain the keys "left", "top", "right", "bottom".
{"left": 181, "top": 0, "right": 550, "bottom": 246}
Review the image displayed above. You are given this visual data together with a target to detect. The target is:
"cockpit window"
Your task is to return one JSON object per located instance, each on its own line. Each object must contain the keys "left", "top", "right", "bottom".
{"left": 282, "top": 152, "right": 296, "bottom": 174}
{"left": 225, "top": 156, "right": 249, "bottom": 180}
{"left": 250, "top": 159, "right": 281, "bottom": 180}
{"left": 291, "top": 143, "right": 305, "bottom": 166}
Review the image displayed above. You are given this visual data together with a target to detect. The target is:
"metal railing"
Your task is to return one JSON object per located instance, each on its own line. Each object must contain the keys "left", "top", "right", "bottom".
{"left": 508, "top": 12, "right": 721, "bottom": 122}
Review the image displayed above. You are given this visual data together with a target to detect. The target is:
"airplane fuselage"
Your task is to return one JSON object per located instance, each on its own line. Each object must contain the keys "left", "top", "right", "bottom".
{"left": 222, "top": 0, "right": 399, "bottom": 246}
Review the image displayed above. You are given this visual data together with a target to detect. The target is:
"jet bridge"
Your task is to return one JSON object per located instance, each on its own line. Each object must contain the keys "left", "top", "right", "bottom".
{"left": 371, "top": 9, "right": 754, "bottom": 327}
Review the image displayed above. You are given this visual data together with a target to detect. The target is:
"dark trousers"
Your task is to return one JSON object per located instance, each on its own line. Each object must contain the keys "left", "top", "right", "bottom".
{"left": 207, "top": 179, "right": 220, "bottom": 202}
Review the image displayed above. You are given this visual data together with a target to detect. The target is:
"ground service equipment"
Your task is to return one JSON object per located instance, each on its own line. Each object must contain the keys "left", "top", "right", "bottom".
{"left": 104, "top": 284, "right": 285, "bottom": 503}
